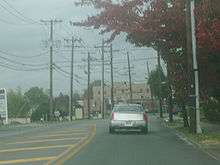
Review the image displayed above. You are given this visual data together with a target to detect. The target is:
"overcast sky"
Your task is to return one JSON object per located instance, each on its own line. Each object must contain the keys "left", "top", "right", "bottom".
{"left": 0, "top": 0, "right": 158, "bottom": 95}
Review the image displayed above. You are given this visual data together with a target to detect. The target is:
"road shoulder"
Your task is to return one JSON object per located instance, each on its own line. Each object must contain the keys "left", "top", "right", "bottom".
{"left": 162, "top": 118, "right": 220, "bottom": 163}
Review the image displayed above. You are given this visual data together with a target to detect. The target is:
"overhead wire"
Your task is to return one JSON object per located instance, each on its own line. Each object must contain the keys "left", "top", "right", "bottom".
{"left": 0, "top": 0, "right": 42, "bottom": 25}
{"left": 0, "top": 55, "right": 48, "bottom": 67}
{"left": 0, "top": 49, "right": 49, "bottom": 58}
{"left": 0, "top": 62, "right": 47, "bottom": 71}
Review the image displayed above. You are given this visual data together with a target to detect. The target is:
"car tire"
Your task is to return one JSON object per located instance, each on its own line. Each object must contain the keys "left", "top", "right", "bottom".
{"left": 109, "top": 127, "right": 115, "bottom": 134}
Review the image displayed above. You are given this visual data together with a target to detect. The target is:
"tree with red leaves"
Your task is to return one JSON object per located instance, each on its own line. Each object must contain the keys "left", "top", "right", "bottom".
{"left": 73, "top": 0, "right": 220, "bottom": 121}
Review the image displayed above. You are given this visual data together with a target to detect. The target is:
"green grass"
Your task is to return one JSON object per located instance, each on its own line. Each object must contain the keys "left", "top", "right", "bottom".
{"left": 165, "top": 120, "right": 220, "bottom": 146}
{"left": 177, "top": 127, "right": 220, "bottom": 145}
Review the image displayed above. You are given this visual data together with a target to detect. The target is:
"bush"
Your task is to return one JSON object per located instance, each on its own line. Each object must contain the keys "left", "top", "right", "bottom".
{"left": 202, "top": 98, "right": 220, "bottom": 122}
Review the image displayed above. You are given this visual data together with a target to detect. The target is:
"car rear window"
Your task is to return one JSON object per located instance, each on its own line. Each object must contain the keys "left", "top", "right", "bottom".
{"left": 113, "top": 105, "right": 143, "bottom": 112}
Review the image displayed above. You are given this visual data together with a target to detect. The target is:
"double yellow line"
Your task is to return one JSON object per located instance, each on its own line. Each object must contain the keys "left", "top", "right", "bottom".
{"left": 46, "top": 124, "right": 96, "bottom": 165}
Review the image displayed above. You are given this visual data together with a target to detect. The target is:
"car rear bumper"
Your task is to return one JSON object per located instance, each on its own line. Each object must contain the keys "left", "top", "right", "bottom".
{"left": 110, "top": 120, "right": 147, "bottom": 129}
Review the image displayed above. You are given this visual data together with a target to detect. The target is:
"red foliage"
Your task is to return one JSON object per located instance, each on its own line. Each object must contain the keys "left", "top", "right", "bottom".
{"left": 74, "top": 0, "right": 220, "bottom": 99}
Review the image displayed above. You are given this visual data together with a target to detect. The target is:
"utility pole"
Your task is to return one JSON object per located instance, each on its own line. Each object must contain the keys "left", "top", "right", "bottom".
{"left": 95, "top": 40, "right": 116, "bottom": 118}
{"left": 190, "top": 0, "right": 202, "bottom": 133}
{"left": 110, "top": 44, "right": 114, "bottom": 110}
{"left": 70, "top": 36, "right": 74, "bottom": 121}
{"left": 40, "top": 19, "right": 62, "bottom": 121}
{"left": 146, "top": 61, "right": 150, "bottom": 77}
{"left": 157, "top": 50, "right": 163, "bottom": 118}
{"left": 87, "top": 52, "right": 91, "bottom": 119}
{"left": 167, "top": 55, "right": 173, "bottom": 122}
{"left": 127, "top": 52, "right": 132, "bottom": 103}
{"left": 101, "top": 40, "right": 105, "bottom": 119}
{"left": 186, "top": 0, "right": 194, "bottom": 130}
{"left": 147, "top": 61, "right": 154, "bottom": 111}
{"left": 94, "top": 40, "right": 106, "bottom": 119}
{"left": 64, "top": 36, "right": 82, "bottom": 121}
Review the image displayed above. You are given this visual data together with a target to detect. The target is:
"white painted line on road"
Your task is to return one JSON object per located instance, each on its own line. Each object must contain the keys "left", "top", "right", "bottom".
{"left": 175, "top": 133, "right": 193, "bottom": 146}
{"left": 7, "top": 137, "right": 82, "bottom": 145}
{"left": 0, "top": 144, "right": 73, "bottom": 153}
{"left": 0, "top": 156, "right": 56, "bottom": 164}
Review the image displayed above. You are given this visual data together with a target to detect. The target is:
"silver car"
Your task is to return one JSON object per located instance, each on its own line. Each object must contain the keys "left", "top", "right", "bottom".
{"left": 109, "top": 104, "right": 148, "bottom": 134}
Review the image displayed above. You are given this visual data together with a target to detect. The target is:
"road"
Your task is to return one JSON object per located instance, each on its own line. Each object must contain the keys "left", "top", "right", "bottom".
{"left": 0, "top": 115, "right": 219, "bottom": 165}
{"left": 0, "top": 121, "right": 95, "bottom": 165}
{"left": 65, "top": 115, "right": 219, "bottom": 165}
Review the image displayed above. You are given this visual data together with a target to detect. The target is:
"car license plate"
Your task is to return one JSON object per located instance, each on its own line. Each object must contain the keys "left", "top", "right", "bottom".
{"left": 125, "top": 121, "right": 132, "bottom": 127}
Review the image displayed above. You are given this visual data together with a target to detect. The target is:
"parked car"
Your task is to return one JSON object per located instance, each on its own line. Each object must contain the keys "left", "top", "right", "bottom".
{"left": 109, "top": 104, "right": 148, "bottom": 134}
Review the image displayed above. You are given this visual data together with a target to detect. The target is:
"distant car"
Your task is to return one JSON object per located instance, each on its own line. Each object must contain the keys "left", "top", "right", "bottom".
{"left": 109, "top": 104, "right": 148, "bottom": 134}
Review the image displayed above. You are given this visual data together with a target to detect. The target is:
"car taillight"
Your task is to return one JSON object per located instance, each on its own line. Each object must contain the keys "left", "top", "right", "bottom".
{"left": 111, "top": 112, "right": 115, "bottom": 120}
{"left": 143, "top": 113, "right": 148, "bottom": 122}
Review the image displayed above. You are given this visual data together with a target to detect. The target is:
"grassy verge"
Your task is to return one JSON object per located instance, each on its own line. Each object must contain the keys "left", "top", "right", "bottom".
{"left": 164, "top": 120, "right": 220, "bottom": 146}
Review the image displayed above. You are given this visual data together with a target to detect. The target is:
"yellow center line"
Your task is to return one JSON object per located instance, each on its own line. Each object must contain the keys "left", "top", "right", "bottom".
{"left": 47, "top": 129, "right": 88, "bottom": 134}
{"left": 0, "top": 156, "right": 56, "bottom": 164}
{"left": 46, "top": 124, "right": 97, "bottom": 165}
{"left": 0, "top": 144, "right": 74, "bottom": 153}
{"left": 29, "top": 132, "right": 87, "bottom": 139}
{"left": 7, "top": 137, "right": 82, "bottom": 145}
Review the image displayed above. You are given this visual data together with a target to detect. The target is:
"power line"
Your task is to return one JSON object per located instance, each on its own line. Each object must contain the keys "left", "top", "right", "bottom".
{"left": 0, "top": 2, "right": 33, "bottom": 24}
{"left": 0, "top": 55, "right": 48, "bottom": 67}
{"left": 0, "top": 62, "right": 47, "bottom": 71}
{"left": 1, "top": 0, "right": 41, "bottom": 25}
{"left": 0, "top": 49, "right": 49, "bottom": 58}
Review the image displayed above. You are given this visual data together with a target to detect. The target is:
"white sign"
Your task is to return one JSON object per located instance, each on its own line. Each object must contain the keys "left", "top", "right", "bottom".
{"left": 0, "top": 88, "right": 8, "bottom": 124}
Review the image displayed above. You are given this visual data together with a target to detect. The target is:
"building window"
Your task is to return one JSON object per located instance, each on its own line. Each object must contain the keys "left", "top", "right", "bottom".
{"left": 98, "top": 91, "right": 100, "bottom": 95}
{"left": 140, "top": 89, "right": 143, "bottom": 93}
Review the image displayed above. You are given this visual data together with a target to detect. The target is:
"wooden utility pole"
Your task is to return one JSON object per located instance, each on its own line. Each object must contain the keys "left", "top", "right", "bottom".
{"left": 87, "top": 52, "right": 91, "bottom": 119}
{"left": 167, "top": 55, "right": 173, "bottom": 122}
{"left": 64, "top": 37, "right": 82, "bottom": 121}
{"left": 70, "top": 36, "right": 74, "bottom": 121}
{"left": 157, "top": 50, "right": 163, "bottom": 118}
{"left": 40, "top": 19, "right": 62, "bottom": 121}
{"left": 127, "top": 52, "right": 132, "bottom": 103}
{"left": 49, "top": 20, "right": 53, "bottom": 121}
{"left": 101, "top": 40, "right": 105, "bottom": 119}
{"left": 186, "top": 0, "right": 193, "bottom": 130}
{"left": 110, "top": 44, "right": 114, "bottom": 110}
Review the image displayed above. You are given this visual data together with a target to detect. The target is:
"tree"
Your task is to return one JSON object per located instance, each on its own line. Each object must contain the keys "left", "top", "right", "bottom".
{"left": 7, "top": 88, "right": 30, "bottom": 118}
{"left": 30, "top": 102, "right": 49, "bottom": 122}
{"left": 24, "top": 87, "right": 48, "bottom": 109}
{"left": 24, "top": 87, "right": 49, "bottom": 121}
{"left": 54, "top": 93, "right": 69, "bottom": 117}
{"left": 73, "top": 0, "right": 220, "bottom": 123}
{"left": 148, "top": 66, "right": 168, "bottom": 99}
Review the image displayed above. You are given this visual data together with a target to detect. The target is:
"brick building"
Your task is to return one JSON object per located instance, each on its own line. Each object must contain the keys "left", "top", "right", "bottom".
{"left": 83, "top": 82, "right": 151, "bottom": 117}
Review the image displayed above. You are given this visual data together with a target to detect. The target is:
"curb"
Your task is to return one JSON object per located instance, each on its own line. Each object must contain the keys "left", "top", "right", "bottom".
{"left": 162, "top": 121, "right": 220, "bottom": 163}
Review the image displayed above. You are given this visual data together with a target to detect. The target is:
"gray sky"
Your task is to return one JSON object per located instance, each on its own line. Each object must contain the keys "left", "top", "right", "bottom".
{"left": 0, "top": 0, "right": 158, "bottom": 95}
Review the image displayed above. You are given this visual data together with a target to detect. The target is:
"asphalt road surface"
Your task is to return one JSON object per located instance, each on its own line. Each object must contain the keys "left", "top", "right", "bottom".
{"left": 0, "top": 121, "right": 95, "bottom": 165}
{"left": 0, "top": 115, "right": 219, "bottom": 165}
{"left": 65, "top": 115, "right": 220, "bottom": 165}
